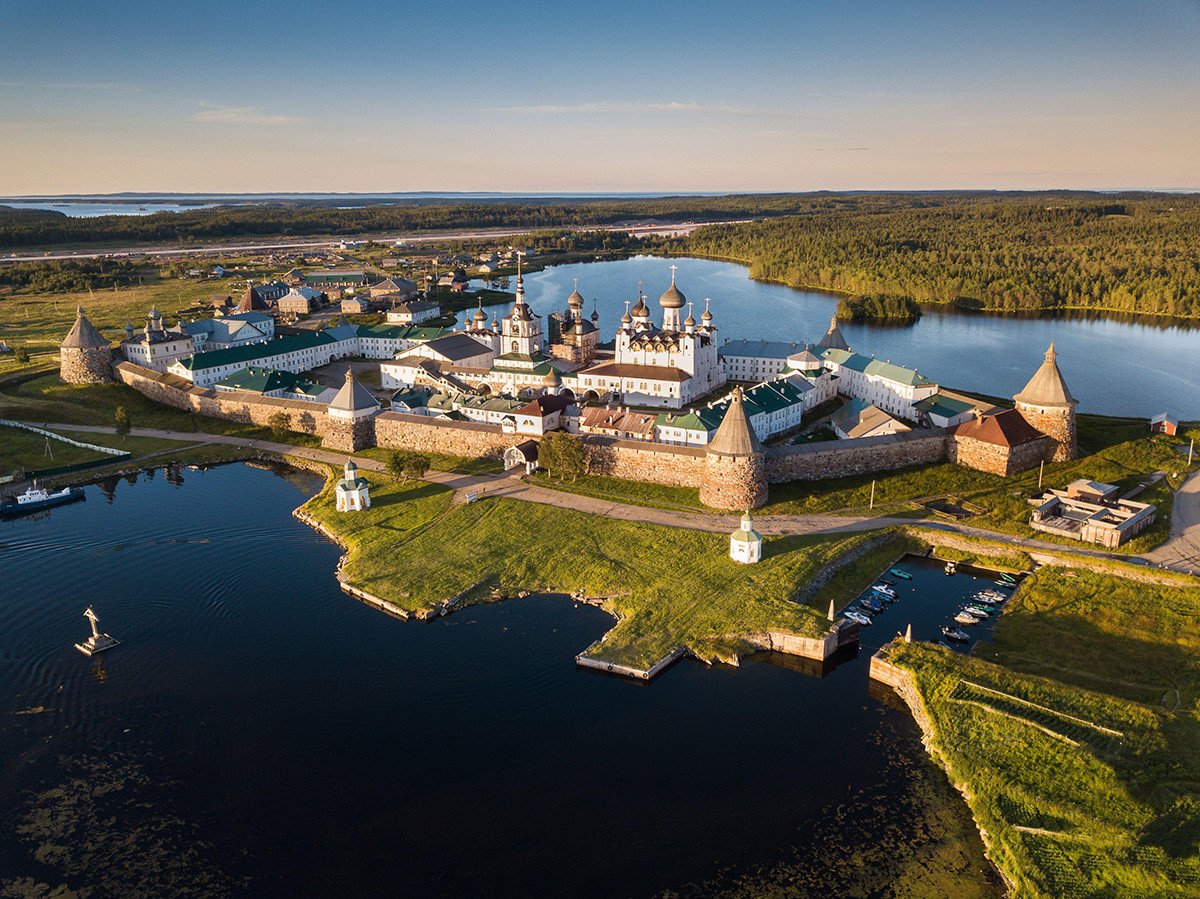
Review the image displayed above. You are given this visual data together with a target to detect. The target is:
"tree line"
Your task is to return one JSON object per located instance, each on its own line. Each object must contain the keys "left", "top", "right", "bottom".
{"left": 677, "top": 193, "right": 1200, "bottom": 318}
{"left": 0, "top": 259, "right": 144, "bottom": 292}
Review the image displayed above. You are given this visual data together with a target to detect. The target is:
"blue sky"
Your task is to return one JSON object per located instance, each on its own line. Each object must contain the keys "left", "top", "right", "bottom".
{"left": 2, "top": 0, "right": 1198, "bottom": 193}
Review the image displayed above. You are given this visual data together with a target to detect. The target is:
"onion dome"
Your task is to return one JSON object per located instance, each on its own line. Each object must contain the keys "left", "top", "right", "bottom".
{"left": 591, "top": 310, "right": 599, "bottom": 322}
{"left": 621, "top": 308, "right": 633, "bottom": 325}
{"left": 700, "top": 298, "right": 713, "bottom": 323}
{"left": 684, "top": 312, "right": 696, "bottom": 329}
{"left": 659, "top": 268, "right": 686, "bottom": 309}
{"left": 542, "top": 368, "right": 562, "bottom": 388}
{"left": 631, "top": 296, "right": 649, "bottom": 317}
{"left": 473, "top": 303, "right": 487, "bottom": 324}
{"left": 567, "top": 279, "right": 584, "bottom": 309}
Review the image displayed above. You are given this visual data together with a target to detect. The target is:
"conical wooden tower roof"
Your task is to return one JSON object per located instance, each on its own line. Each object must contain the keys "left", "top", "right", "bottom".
{"left": 708, "top": 388, "right": 761, "bottom": 456}
{"left": 1014, "top": 342, "right": 1077, "bottom": 408}
{"left": 61, "top": 306, "right": 108, "bottom": 349}
{"left": 817, "top": 315, "right": 849, "bottom": 351}
{"left": 328, "top": 369, "right": 380, "bottom": 414}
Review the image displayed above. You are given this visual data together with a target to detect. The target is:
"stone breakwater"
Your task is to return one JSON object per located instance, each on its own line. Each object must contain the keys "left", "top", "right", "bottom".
{"left": 868, "top": 649, "right": 1015, "bottom": 894}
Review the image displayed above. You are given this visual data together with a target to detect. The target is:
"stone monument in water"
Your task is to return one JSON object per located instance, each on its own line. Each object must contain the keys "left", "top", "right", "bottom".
{"left": 75, "top": 607, "right": 120, "bottom": 656}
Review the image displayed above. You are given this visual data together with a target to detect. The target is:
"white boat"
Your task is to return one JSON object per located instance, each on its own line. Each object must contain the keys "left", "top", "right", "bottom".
{"left": 945, "top": 561, "right": 957, "bottom": 575}
{"left": 843, "top": 610, "right": 873, "bottom": 626}
{"left": 1, "top": 484, "right": 85, "bottom": 519}
{"left": 871, "top": 583, "right": 896, "bottom": 598}
{"left": 954, "top": 611, "right": 982, "bottom": 626}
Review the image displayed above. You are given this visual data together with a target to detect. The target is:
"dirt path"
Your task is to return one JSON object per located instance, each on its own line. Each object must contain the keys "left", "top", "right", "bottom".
{"left": 1143, "top": 470, "right": 1200, "bottom": 575}
{"left": 27, "top": 421, "right": 1200, "bottom": 569}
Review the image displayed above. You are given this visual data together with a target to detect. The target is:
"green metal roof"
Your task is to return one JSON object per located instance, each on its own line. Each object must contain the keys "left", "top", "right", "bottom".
{"left": 913, "top": 394, "right": 975, "bottom": 417}
{"left": 818, "top": 347, "right": 933, "bottom": 387}
{"left": 180, "top": 330, "right": 343, "bottom": 373}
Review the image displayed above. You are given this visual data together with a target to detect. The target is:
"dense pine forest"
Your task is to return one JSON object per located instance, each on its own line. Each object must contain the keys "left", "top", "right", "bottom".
{"left": 678, "top": 193, "right": 1200, "bottom": 318}
{"left": 0, "top": 194, "right": 811, "bottom": 248}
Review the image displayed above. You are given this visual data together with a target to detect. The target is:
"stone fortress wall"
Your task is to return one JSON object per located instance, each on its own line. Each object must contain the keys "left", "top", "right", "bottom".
{"left": 61, "top": 346, "right": 114, "bottom": 385}
{"left": 110, "top": 356, "right": 1073, "bottom": 507}
{"left": 114, "top": 362, "right": 330, "bottom": 438}
{"left": 765, "top": 430, "right": 949, "bottom": 483}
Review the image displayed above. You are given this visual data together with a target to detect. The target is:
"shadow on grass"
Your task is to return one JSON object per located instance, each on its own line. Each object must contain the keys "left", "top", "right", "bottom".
{"left": 368, "top": 482, "right": 448, "bottom": 507}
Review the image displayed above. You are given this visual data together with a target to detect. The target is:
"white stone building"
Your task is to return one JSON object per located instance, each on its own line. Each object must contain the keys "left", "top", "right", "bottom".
{"left": 335, "top": 459, "right": 371, "bottom": 512}
{"left": 729, "top": 512, "right": 762, "bottom": 564}
{"left": 119, "top": 307, "right": 194, "bottom": 372}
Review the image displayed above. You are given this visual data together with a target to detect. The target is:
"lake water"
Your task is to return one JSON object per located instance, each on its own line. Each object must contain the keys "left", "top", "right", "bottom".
{"left": 1, "top": 201, "right": 219, "bottom": 217}
{"left": 462, "top": 255, "right": 1200, "bottom": 419}
{"left": 0, "top": 463, "right": 1003, "bottom": 897}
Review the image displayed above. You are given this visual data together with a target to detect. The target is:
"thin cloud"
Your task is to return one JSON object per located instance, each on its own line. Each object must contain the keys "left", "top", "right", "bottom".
{"left": 481, "top": 100, "right": 766, "bottom": 116}
{"left": 193, "top": 104, "right": 302, "bottom": 125}
{"left": 54, "top": 82, "right": 139, "bottom": 90}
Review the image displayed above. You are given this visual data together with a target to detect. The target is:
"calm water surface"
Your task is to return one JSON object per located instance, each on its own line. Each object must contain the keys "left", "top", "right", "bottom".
{"left": 0, "top": 463, "right": 1002, "bottom": 896}
{"left": 463, "top": 255, "right": 1200, "bottom": 418}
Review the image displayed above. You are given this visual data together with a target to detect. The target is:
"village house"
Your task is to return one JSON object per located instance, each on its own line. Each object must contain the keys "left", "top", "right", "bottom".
{"left": 302, "top": 269, "right": 368, "bottom": 290}
{"left": 370, "top": 277, "right": 420, "bottom": 300}
{"left": 277, "top": 287, "right": 324, "bottom": 315}
{"left": 385, "top": 299, "right": 440, "bottom": 325}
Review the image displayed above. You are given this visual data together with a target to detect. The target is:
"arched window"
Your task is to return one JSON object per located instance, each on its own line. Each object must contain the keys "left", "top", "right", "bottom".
{"left": 511, "top": 341, "right": 519, "bottom": 354}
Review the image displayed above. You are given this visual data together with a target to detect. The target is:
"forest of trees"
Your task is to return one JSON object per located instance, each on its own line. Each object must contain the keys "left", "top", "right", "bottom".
{"left": 835, "top": 293, "right": 922, "bottom": 323}
{"left": 0, "top": 194, "right": 815, "bottom": 248}
{"left": 0, "top": 259, "right": 144, "bottom": 292}
{"left": 678, "top": 193, "right": 1200, "bottom": 318}
{"left": 3, "top": 192, "right": 1198, "bottom": 318}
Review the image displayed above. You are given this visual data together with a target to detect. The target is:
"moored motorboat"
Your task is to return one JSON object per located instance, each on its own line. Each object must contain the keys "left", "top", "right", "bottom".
{"left": 945, "top": 561, "right": 957, "bottom": 575}
{"left": 889, "top": 568, "right": 913, "bottom": 580}
{"left": 843, "top": 610, "right": 872, "bottom": 626}
{"left": 861, "top": 598, "right": 884, "bottom": 614}
{"left": 0, "top": 484, "right": 85, "bottom": 519}
{"left": 965, "top": 604, "right": 992, "bottom": 617}
{"left": 942, "top": 626, "right": 970, "bottom": 643}
{"left": 954, "top": 611, "right": 982, "bottom": 626}
{"left": 871, "top": 583, "right": 896, "bottom": 598}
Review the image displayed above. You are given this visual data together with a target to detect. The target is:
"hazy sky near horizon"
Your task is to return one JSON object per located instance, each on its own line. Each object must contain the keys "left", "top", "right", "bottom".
{"left": 2, "top": 0, "right": 1198, "bottom": 194}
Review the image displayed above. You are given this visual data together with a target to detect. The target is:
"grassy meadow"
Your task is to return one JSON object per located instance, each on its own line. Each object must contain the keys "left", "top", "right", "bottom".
{"left": 885, "top": 564, "right": 1200, "bottom": 898}
{"left": 0, "top": 424, "right": 187, "bottom": 477}
{"left": 299, "top": 472, "right": 908, "bottom": 669}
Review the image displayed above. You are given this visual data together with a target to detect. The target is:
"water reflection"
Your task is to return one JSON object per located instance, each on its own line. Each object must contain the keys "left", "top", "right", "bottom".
{"left": 464, "top": 255, "right": 1200, "bottom": 417}
{"left": 0, "top": 463, "right": 1000, "bottom": 898}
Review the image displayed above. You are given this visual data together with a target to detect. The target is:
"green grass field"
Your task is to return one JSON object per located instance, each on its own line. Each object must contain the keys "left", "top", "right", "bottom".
{"left": 0, "top": 424, "right": 188, "bottom": 476}
{"left": 885, "top": 563, "right": 1200, "bottom": 898}
{"left": 299, "top": 472, "right": 907, "bottom": 669}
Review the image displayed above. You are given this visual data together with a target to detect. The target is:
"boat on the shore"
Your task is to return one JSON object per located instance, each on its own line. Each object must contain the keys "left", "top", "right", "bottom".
{"left": 0, "top": 484, "right": 85, "bottom": 519}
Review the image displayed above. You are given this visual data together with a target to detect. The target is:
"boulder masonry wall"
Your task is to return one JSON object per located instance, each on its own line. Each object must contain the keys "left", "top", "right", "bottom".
{"left": 765, "top": 430, "right": 948, "bottom": 482}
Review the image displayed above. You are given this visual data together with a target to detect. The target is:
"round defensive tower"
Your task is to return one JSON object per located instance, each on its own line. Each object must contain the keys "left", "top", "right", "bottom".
{"left": 699, "top": 387, "right": 768, "bottom": 510}
{"left": 1014, "top": 342, "right": 1077, "bottom": 461}
{"left": 59, "top": 306, "right": 113, "bottom": 384}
